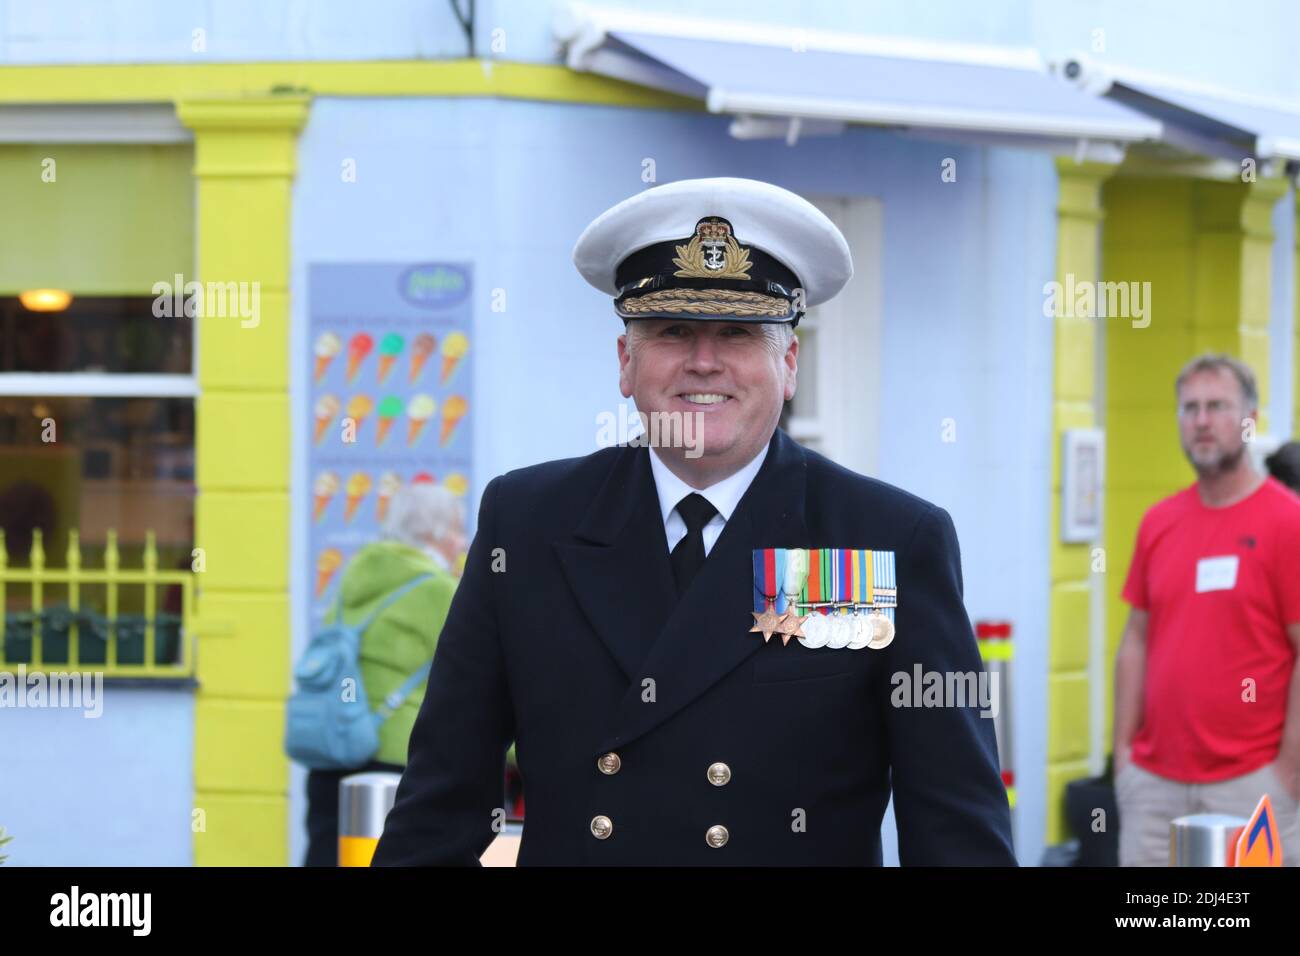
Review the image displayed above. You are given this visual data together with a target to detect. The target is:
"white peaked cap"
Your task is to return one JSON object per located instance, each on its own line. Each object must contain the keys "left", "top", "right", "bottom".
{"left": 573, "top": 177, "right": 853, "bottom": 322}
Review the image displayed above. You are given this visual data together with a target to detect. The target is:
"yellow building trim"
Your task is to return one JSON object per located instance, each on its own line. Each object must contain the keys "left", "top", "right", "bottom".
{"left": 1048, "top": 158, "right": 1116, "bottom": 846}
{"left": 181, "top": 94, "right": 309, "bottom": 867}
{"left": 0, "top": 60, "right": 699, "bottom": 111}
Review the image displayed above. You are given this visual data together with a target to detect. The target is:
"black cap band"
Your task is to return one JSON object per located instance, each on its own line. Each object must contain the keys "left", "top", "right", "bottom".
{"left": 614, "top": 234, "right": 800, "bottom": 292}
{"left": 612, "top": 216, "right": 804, "bottom": 325}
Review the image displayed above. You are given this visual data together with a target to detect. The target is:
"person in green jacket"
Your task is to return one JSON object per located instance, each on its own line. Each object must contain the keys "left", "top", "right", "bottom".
{"left": 304, "top": 483, "right": 463, "bottom": 866}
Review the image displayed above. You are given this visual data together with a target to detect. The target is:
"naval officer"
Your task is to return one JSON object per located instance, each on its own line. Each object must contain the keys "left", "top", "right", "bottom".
{"left": 373, "top": 177, "right": 1016, "bottom": 865}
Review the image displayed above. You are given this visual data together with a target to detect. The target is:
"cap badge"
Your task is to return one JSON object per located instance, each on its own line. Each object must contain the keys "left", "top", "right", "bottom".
{"left": 673, "top": 217, "right": 753, "bottom": 280}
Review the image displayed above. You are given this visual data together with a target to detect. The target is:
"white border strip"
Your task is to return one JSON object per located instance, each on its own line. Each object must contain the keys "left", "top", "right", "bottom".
{"left": 0, "top": 105, "right": 193, "bottom": 144}
{"left": 0, "top": 373, "right": 198, "bottom": 397}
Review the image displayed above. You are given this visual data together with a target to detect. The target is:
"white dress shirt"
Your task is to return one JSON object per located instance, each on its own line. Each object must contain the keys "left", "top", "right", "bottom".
{"left": 648, "top": 443, "right": 769, "bottom": 557}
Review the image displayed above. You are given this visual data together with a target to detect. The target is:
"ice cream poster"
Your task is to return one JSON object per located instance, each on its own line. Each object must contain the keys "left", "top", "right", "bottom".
{"left": 307, "top": 263, "right": 473, "bottom": 625}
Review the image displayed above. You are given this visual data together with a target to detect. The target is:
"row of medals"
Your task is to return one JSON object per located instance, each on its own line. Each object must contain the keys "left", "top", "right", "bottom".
{"left": 751, "top": 600, "right": 896, "bottom": 650}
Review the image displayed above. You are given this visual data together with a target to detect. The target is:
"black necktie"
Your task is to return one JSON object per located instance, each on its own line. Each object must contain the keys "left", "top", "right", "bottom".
{"left": 669, "top": 493, "right": 718, "bottom": 597}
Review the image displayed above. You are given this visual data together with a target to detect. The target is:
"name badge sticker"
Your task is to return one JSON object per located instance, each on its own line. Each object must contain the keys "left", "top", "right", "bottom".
{"left": 1196, "top": 555, "right": 1239, "bottom": 593}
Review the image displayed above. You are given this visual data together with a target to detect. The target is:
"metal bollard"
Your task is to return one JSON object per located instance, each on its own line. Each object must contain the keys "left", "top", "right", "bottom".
{"left": 338, "top": 771, "right": 401, "bottom": 867}
{"left": 975, "top": 620, "right": 1014, "bottom": 809}
{"left": 1169, "top": 813, "right": 1247, "bottom": 866}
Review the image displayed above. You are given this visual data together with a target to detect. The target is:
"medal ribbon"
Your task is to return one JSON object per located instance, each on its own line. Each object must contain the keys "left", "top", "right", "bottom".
{"left": 847, "top": 548, "right": 857, "bottom": 608}
{"left": 752, "top": 548, "right": 785, "bottom": 613}
{"left": 800, "top": 548, "right": 813, "bottom": 609}
{"left": 820, "top": 548, "right": 833, "bottom": 614}
{"left": 826, "top": 548, "right": 836, "bottom": 613}
{"left": 772, "top": 548, "right": 788, "bottom": 614}
{"left": 840, "top": 547, "right": 853, "bottom": 612}
{"left": 783, "top": 548, "right": 807, "bottom": 614}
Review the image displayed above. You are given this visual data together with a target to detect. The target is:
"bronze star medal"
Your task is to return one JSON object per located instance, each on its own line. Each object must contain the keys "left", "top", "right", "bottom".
{"left": 775, "top": 610, "right": 810, "bottom": 646}
{"left": 750, "top": 606, "right": 785, "bottom": 643}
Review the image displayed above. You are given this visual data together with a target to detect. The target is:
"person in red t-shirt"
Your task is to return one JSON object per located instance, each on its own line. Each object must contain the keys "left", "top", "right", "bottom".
{"left": 1114, "top": 354, "right": 1300, "bottom": 867}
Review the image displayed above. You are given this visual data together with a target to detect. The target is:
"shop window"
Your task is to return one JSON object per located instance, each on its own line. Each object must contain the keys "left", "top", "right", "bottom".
{"left": 0, "top": 295, "right": 195, "bottom": 674}
{"left": 0, "top": 295, "right": 192, "bottom": 374}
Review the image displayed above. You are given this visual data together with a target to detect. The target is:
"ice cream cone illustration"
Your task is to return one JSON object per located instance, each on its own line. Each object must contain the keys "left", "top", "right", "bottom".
{"left": 313, "top": 394, "right": 340, "bottom": 444}
{"left": 344, "top": 472, "right": 372, "bottom": 523}
{"left": 314, "top": 332, "right": 341, "bottom": 382}
{"left": 377, "top": 471, "right": 401, "bottom": 523}
{"left": 376, "top": 395, "right": 402, "bottom": 446}
{"left": 412, "top": 471, "right": 436, "bottom": 485}
{"left": 313, "top": 471, "right": 340, "bottom": 522}
{"left": 346, "top": 332, "right": 374, "bottom": 384}
{"left": 410, "top": 332, "right": 436, "bottom": 383}
{"left": 377, "top": 333, "right": 404, "bottom": 385}
{"left": 315, "top": 548, "right": 343, "bottom": 597}
{"left": 440, "top": 331, "right": 469, "bottom": 384}
{"left": 442, "top": 472, "right": 469, "bottom": 496}
{"left": 345, "top": 394, "right": 373, "bottom": 438}
{"left": 440, "top": 394, "right": 468, "bottom": 447}
{"left": 407, "top": 394, "right": 437, "bottom": 446}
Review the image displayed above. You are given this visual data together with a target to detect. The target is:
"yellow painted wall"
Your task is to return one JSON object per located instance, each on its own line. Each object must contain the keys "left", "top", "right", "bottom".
{"left": 1047, "top": 160, "right": 1115, "bottom": 843}
{"left": 1100, "top": 175, "right": 1287, "bottom": 749}
{"left": 0, "top": 60, "right": 697, "bottom": 111}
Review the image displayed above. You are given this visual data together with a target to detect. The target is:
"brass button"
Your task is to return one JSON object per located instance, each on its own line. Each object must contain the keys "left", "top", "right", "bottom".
{"left": 590, "top": 815, "right": 614, "bottom": 840}
{"left": 706, "top": 762, "right": 731, "bottom": 787}
{"left": 705, "top": 824, "right": 729, "bottom": 848}
{"left": 597, "top": 752, "right": 622, "bottom": 775}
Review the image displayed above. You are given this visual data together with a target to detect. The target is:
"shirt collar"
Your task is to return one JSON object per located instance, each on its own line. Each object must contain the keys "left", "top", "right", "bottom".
{"left": 647, "top": 441, "right": 770, "bottom": 528}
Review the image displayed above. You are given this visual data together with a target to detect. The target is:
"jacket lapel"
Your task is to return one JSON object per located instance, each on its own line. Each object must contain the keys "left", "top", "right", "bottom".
{"left": 553, "top": 445, "right": 678, "bottom": 680}
{"left": 595, "top": 429, "right": 810, "bottom": 755}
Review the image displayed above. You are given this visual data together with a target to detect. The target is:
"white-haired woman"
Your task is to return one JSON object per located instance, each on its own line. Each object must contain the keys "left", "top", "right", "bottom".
{"left": 304, "top": 483, "right": 465, "bottom": 866}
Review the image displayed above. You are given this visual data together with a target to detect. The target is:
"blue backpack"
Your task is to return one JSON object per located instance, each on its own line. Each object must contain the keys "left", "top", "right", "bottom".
{"left": 285, "top": 574, "right": 435, "bottom": 770}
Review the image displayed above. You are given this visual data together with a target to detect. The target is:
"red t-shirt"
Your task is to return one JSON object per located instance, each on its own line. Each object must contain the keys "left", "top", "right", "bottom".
{"left": 1122, "top": 477, "right": 1300, "bottom": 782}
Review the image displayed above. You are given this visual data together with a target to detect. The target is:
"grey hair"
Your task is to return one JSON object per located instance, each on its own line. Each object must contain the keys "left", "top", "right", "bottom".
{"left": 381, "top": 483, "right": 464, "bottom": 548}
{"left": 1174, "top": 353, "right": 1259, "bottom": 410}
{"left": 624, "top": 320, "right": 795, "bottom": 354}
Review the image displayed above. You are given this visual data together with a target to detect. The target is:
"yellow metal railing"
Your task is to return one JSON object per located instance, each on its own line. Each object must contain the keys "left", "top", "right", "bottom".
{"left": 0, "top": 528, "right": 194, "bottom": 678}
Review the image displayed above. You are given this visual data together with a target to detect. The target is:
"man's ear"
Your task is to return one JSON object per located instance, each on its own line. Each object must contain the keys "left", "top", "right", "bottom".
{"left": 783, "top": 331, "right": 799, "bottom": 402}
{"left": 617, "top": 333, "right": 634, "bottom": 399}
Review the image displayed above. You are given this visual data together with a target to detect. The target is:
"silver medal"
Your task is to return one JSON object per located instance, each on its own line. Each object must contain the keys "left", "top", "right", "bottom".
{"left": 847, "top": 611, "right": 873, "bottom": 650}
{"left": 798, "top": 612, "right": 831, "bottom": 648}
{"left": 827, "top": 612, "right": 852, "bottom": 649}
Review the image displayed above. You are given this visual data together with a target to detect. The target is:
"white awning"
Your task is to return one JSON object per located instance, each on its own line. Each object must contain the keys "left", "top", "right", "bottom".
{"left": 554, "top": 3, "right": 1160, "bottom": 149}
{"left": 1060, "top": 56, "right": 1300, "bottom": 164}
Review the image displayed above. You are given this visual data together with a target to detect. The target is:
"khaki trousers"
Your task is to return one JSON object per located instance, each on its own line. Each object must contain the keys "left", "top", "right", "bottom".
{"left": 1116, "top": 760, "right": 1300, "bottom": 866}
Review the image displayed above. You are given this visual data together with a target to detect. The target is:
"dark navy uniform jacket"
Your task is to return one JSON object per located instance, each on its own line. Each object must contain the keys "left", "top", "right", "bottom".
{"left": 373, "top": 428, "right": 1016, "bottom": 865}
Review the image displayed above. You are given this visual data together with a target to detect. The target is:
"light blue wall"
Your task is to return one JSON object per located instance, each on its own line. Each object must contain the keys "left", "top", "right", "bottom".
{"left": 4, "top": 0, "right": 1300, "bottom": 106}
{"left": 288, "top": 96, "right": 1057, "bottom": 864}
{"left": 0, "top": 0, "right": 469, "bottom": 63}
{"left": 0, "top": 686, "right": 194, "bottom": 865}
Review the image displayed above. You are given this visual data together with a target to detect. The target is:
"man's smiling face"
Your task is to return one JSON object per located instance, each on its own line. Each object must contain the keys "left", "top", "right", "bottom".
{"left": 617, "top": 318, "right": 798, "bottom": 481}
